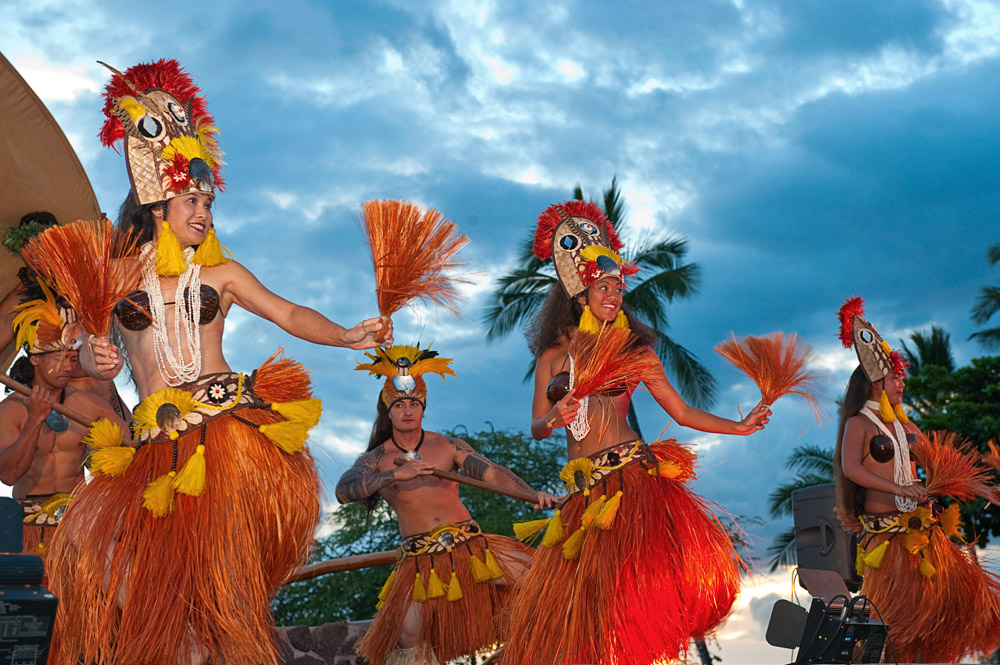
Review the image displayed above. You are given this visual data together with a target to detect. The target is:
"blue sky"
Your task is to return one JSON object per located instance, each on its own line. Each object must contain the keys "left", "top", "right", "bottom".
{"left": 3, "top": 1, "right": 999, "bottom": 659}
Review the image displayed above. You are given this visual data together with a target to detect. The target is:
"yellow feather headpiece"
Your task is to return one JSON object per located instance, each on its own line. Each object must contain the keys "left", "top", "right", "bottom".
{"left": 12, "top": 279, "right": 74, "bottom": 353}
{"left": 356, "top": 344, "right": 456, "bottom": 407}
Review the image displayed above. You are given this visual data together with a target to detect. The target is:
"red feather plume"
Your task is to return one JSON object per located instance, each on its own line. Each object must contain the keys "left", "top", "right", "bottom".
{"left": 910, "top": 430, "right": 995, "bottom": 502}
{"left": 566, "top": 326, "right": 658, "bottom": 398}
{"left": 714, "top": 332, "right": 825, "bottom": 422}
{"left": 362, "top": 200, "right": 469, "bottom": 319}
{"left": 533, "top": 200, "right": 624, "bottom": 261}
{"left": 837, "top": 296, "right": 865, "bottom": 348}
{"left": 20, "top": 219, "right": 142, "bottom": 337}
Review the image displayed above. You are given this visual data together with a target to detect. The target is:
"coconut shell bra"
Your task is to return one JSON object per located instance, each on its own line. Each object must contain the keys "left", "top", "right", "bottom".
{"left": 868, "top": 432, "right": 917, "bottom": 463}
{"left": 115, "top": 284, "right": 220, "bottom": 331}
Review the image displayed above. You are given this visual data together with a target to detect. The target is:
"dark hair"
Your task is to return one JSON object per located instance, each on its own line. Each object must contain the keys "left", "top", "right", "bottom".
{"left": 833, "top": 365, "right": 874, "bottom": 520}
{"left": 117, "top": 191, "right": 164, "bottom": 248}
{"left": 362, "top": 398, "right": 395, "bottom": 518}
{"left": 8, "top": 356, "right": 34, "bottom": 391}
{"left": 525, "top": 283, "right": 657, "bottom": 358}
{"left": 19, "top": 211, "right": 58, "bottom": 228}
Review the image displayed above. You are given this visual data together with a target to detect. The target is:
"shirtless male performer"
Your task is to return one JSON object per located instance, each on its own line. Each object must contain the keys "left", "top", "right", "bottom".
{"left": 336, "top": 345, "right": 556, "bottom": 665}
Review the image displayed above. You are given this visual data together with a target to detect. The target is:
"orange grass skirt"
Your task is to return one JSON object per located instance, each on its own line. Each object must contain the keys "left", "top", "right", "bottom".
{"left": 46, "top": 355, "right": 321, "bottom": 665}
{"left": 858, "top": 512, "right": 1000, "bottom": 663}
{"left": 503, "top": 440, "right": 742, "bottom": 665}
{"left": 358, "top": 523, "right": 531, "bottom": 665}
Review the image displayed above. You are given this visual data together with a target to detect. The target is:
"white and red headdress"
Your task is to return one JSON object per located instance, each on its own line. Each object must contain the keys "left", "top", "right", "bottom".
{"left": 838, "top": 297, "right": 910, "bottom": 423}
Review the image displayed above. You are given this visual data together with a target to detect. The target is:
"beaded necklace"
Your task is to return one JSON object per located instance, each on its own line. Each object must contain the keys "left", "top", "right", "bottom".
{"left": 140, "top": 243, "right": 202, "bottom": 386}
{"left": 860, "top": 400, "right": 916, "bottom": 512}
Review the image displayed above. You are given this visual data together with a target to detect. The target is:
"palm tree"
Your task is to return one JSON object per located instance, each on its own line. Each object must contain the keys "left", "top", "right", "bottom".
{"left": 766, "top": 444, "right": 834, "bottom": 572}
{"left": 900, "top": 325, "right": 955, "bottom": 374}
{"left": 482, "top": 177, "right": 718, "bottom": 408}
{"left": 970, "top": 241, "right": 1000, "bottom": 351}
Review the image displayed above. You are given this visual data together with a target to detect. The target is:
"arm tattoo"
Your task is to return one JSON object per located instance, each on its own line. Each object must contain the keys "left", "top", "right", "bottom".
{"left": 451, "top": 437, "right": 534, "bottom": 492}
{"left": 335, "top": 447, "right": 396, "bottom": 503}
{"left": 461, "top": 454, "right": 490, "bottom": 481}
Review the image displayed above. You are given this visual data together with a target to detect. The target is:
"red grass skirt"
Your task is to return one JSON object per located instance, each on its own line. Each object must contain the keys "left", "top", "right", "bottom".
{"left": 46, "top": 354, "right": 321, "bottom": 665}
{"left": 358, "top": 521, "right": 531, "bottom": 665}
{"left": 503, "top": 439, "right": 742, "bottom": 665}
{"left": 857, "top": 509, "right": 1000, "bottom": 662}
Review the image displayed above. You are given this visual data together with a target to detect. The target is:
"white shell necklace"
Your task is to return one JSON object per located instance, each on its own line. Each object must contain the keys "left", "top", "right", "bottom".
{"left": 566, "top": 354, "right": 591, "bottom": 440}
{"left": 140, "top": 243, "right": 202, "bottom": 386}
{"left": 860, "top": 400, "right": 916, "bottom": 512}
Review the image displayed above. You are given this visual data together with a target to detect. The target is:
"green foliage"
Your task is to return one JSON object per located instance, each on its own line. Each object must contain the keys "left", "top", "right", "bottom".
{"left": 271, "top": 426, "right": 565, "bottom": 626}
{"left": 970, "top": 241, "right": 1000, "bottom": 351}
{"left": 2, "top": 220, "right": 51, "bottom": 254}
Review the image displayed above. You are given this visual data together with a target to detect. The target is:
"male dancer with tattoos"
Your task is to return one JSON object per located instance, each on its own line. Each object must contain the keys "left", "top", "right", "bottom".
{"left": 337, "top": 345, "right": 555, "bottom": 665}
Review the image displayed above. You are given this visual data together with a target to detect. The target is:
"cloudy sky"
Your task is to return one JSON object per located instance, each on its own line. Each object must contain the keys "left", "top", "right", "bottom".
{"left": 3, "top": 1, "right": 999, "bottom": 660}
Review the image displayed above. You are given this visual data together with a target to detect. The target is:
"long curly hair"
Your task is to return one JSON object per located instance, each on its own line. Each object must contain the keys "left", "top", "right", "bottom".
{"left": 525, "top": 283, "right": 656, "bottom": 358}
{"left": 833, "top": 365, "right": 874, "bottom": 520}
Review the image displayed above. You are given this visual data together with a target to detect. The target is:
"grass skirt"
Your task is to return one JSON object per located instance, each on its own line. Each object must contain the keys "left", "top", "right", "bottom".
{"left": 502, "top": 439, "right": 742, "bottom": 665}
{"left": 857, "top": 509, "right": 1000, "bottom": 662}
{"left": 46, "top": 353, "right": 321, "bottom": 665}
{"left": 358, "top": 522, "right": 531, "bottom": 665}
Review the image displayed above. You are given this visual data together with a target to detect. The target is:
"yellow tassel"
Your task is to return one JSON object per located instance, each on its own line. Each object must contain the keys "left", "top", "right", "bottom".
{"left": 879, "top": 390, "right": 896, "bottom": 422}
{"left": 469, "top": 553, "right": 491, "bottom": 583}
{"left": 612, "top": 309, "right": 629, "bottom": 329}
{"left": 513, "top": 518, "right": 549, "bottom": 542}
{"left": 191, "top": 226, "right": 233, "bottom": 266}
{"left": 561, "top": 527, "right": 586, "bottom": 560}
{"left": 36, "top": 542, "right": 46, "bottom": 556}
{"left": 83, "top": 418, "right": 123, "bottom": 448}
{"left": 540, "top": 510, "right": 564, "bottom": 547}
{"left": 855, "top": 545, "right": 867, "bottom": 576}
{"left": 271, "top": 399, "right": 323, "bottom": 428}
{"left": 939, "top": 503, "right": 963, "bottom": 540}
{"left": 580, "top": 496, "right": 606, "bottom": 529}
{"left": 142, "top": 471, "right": 177, "bottom": 517}
{"left": 172, "top": 444, "right": 206, "bottom": 496}
{"left": 412, "top": 572, "right": 427, "bottom": 602}
{"left": 918, "top": 556, "right": 936, "bottom": 579}
{"left": 904, "top": 531, "right": 929, "bottom": 555}
{"left": 156, "top": 221, "right": 187, "bottom": 277}
{"left": 446, "top": 571, "right": 463, "bottom": 601}
{"left": 483, "top": 548, "right": 504, "bottom": 579}
{"left": 893, "top": 404, "right": 910, "bottom": 424}
{"left": 259, "top": 420, "right": 309, "bottom": 454}
{"left": 578, "top": 306, "right": 600, "bottom": 334}
{"left": 594, "top": 490, "right": 623, "bottom": 530}
{"left": 426, "top": 568, "right": 446, "bottom": 599}
{"left": 90, "top": 446, "right": 136, "bottom": 476}
{"left": 376, "top": 568, "right": 396, "bottom": 609}
{"left": 862, "top": 541, "right": 889, "bottom": 569}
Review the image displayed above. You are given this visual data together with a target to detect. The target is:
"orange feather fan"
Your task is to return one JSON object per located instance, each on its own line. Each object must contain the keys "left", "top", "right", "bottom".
{"left": 714, "top": 332, "right": 825, "bottom": 422}
{"left": 20, "top": 219, "right": 141, "bottom": 337}
{"left": 910, "top": 430, "right": 996, "bottom": 502}
{"left": 361, "top": 200, "right": 469, "bottom": 319}
{"left": 567, "top": 326, "right": 658, "bottom": 398}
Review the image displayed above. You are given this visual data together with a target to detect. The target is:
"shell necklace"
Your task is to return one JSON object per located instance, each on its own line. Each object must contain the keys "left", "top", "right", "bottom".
{"left": 860, "top": 400, "right": 916, "bottom": 512}
{"left": 140, "top": 243, "right": 202, "bottom": 386}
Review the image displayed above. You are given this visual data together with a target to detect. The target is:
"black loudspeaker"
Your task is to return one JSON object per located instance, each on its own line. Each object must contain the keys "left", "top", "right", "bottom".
{"left": 792, "top": 484, "right": 861, "bottom": 592}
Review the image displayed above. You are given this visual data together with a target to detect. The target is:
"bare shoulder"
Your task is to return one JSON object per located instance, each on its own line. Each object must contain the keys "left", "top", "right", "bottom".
{"left": 64, "top": 387, "right": 113, "bottom": 419}
{"left": 0, "top": 394, "right": 27, "bottom": 420}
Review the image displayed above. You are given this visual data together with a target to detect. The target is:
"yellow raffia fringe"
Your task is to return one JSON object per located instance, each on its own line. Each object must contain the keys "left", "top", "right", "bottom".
{"left": 580, "top": 495, "right": 607, "bottom": 529}
{"left": 879, "top": 390, "right": 896, "bottom": 422}
{"left": 612, "top": 310, "right": 629, "bottom": 329}
{"left": 862, "top": 541, "right": 889, "bottom": 569}
{"left": 191, "top": 226, "right": 233, "bottom": 267}
{"left": 172, "top": 444, "right": 206, "bottom": 496}
{"left": 594, "top": 490, "right": 623, "bottom": 530}
{"left": 513, "top": 518, "right": 548, "bottom": 542}
{"left": 560, "top": 458, "right": 594, "bottom": 495}
{"left": 894, "top": 404, "right": 910, "bottom": 424}
{"left": 36, "top": 542, "right": 46, "bottom": 556}
{"left": 84, "top": 418, "right": 123, "bottom": 448}
{"left": 939, "top": 503, "right": 963, "bottom": 540}
{"left": 856, "top": 546, "right": 867, "bottom": 576}
{"left": 259, "top": 421, "right": 309, "bottom": 454}
{"left": 483, "top": 548, "right": 504, "bottom": 579}
{"left": 271, "top": 399, "right": 323, "bottom": 427}
{"left": 447, "top": 571, "right": 463, "bottom": 601}
{"left": 156, "top": 221, "right": 187, "bottom": 277}
{"left": 412, "top": 572, "right": 427, "bottom": 602}
{"left": 904, "top": 531, "right": 929, "bottom": 555}
{"left": 426, "top": 568, "right": 446, "bottom": 599}
{"left": 142, "top": 471, "right": 177, "bottom": 517}
{"left": 469, "top": 553, "right": 491, "bottom": 583}
{"left": 540, "top": 510, "right": 564, "bottom": 547}
{"left": 561, "top": 527, "right": 586, "bottom": 561}
{"left": 919, "top": 556, "right": 936, "bottom": 579}
{"left": 90, "top": 446, "right": 136, "bottom": 477}
{"left": 376, "top": 569, "right": 396, "bottom": 609}
{"left": 578, "top": 306, "right": 600, "bottom": 334}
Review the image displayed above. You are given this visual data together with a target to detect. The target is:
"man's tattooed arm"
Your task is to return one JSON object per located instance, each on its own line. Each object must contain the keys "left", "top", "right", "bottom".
{"left": 335, "top": 447, "right": 396, "bottom": 504}
{"left": 452, "top": 437, "right": 534, "bottom": 493}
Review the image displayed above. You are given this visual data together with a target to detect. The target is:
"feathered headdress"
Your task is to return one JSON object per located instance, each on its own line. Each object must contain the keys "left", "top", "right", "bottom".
{"left": 837, "top": 296, "right": 908, "bottom": 382}
{"left": 99, "top": 59, "right": 225, "bottom": 205}
{"left": 12, "top": 278, "right": 76, "bottom": 353}
{"left": 533, "top": 200, "right": 638, "bottom": 299}
{"left": 356, "top": 344, "right": 456, "bottom": 407}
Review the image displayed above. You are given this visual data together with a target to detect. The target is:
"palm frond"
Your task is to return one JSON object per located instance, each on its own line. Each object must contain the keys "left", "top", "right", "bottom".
{"left": 971, "top": 286, "right": 1000, "bottom": 325}
{"left": 786, "top": 444, "right": 835, "bottom": 476}
{"left": 629, "top": 233, "right": 690, "bottom": 271}
{"left": 768, "top": 474, "right": 831, "bottom": 517}
{"left": 968, "top": 327, "right": 1000, "bottom": 352}
{"left": 602, "top": 176, "right": 625, "bottom": 232}
{"left": 627, "top": 263, "right": 701, "bottom": 309}
{"left": 766, "top": 528, "right": 798, "bottom": 572}
{"left": 482, "top": 268, "right": 557, "bottom": 342}
{"left": 655, "top": 331, "right": 718, "bottom": 408}
{"left": 986, "top": 241, "right": 1000, "bottom": 266}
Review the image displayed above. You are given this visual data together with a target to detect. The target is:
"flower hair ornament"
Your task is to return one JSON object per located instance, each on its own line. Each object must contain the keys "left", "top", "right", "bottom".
{"left": 533, "top": 200, "right": 638, "bottom": 333}
{"left": 99, "top": 59, "right": 231, "bottom": 277}
{"left": 355, "top": 344, "right": 456, "bottom": 407}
